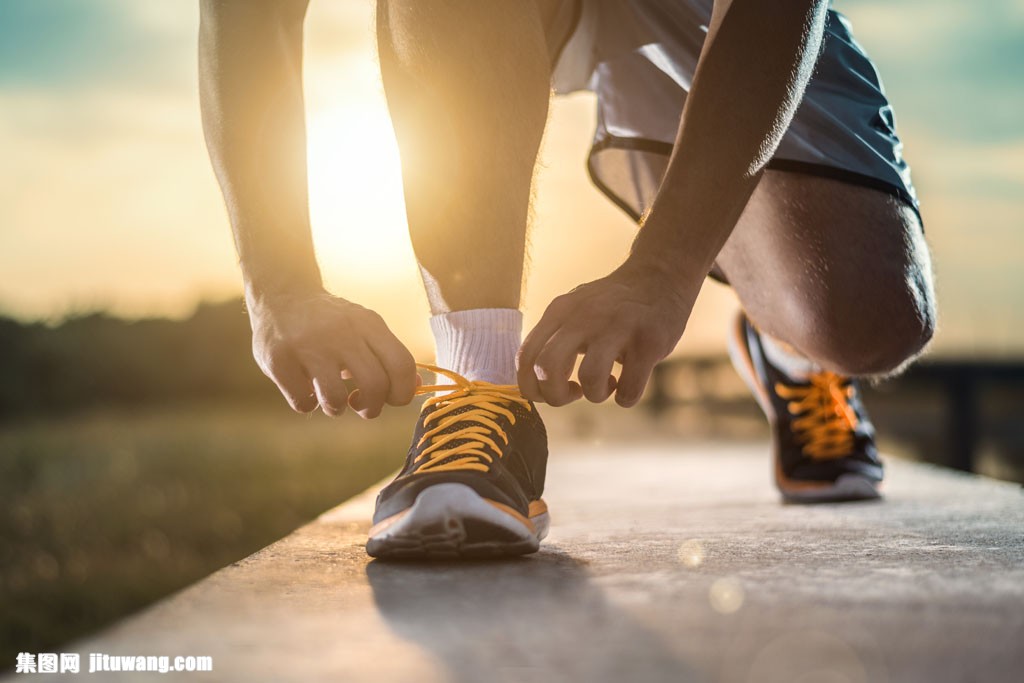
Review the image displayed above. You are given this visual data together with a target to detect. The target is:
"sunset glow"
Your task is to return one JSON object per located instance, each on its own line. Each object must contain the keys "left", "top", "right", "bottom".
{"left": 0, "top": 0, "right": 1022, "bottom": 359}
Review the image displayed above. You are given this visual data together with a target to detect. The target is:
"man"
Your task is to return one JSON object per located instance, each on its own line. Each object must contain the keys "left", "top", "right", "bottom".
{"left": 199, "top": 0, "right": 935, "bottom": 559}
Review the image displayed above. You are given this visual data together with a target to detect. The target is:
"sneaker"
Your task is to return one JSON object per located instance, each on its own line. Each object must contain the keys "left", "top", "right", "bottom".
{"left": 366, "top": 364, "right": 550, "bottom": 559}
{"left": 727, "top": 312, "right": 883, "bottom": 503}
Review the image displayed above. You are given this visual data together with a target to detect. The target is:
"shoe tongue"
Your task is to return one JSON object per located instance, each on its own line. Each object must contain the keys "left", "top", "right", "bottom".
{"left": 422, "top": 401, "right": 506, "bottom": 443}
{"left": 415, "top": 402, "right": 511, "bottom": 471}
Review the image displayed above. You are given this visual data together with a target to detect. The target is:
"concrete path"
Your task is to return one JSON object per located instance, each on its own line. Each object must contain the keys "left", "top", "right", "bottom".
{"left": 16, "top": 442, "right": 1024, "bottom": 682}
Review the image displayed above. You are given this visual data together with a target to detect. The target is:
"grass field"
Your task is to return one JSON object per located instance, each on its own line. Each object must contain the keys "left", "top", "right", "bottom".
{"left": 0, "top": 401, "right": 419, "bottom": 664}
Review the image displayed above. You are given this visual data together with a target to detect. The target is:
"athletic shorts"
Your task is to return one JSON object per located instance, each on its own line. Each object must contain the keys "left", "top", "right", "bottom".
{"left": 542, "top": 0, "right": 920, "bottom": 222}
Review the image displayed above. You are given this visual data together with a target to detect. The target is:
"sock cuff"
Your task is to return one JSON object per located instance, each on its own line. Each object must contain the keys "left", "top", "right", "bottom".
{"left": 760, "top": 331, "right": 821, "bottom": 380}
{"left": 429, "top": 308, "right": 522, "bottom": 385}
{"left": 429, "top": 308, "right": 523, "bottom": 335}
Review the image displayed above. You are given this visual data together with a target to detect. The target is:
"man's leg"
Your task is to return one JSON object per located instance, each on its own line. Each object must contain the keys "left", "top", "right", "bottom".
{"left": 377, "top": 0, "right": 549, "bottom": 311}
{"left": 377, "top": 0, "right": 551, "bottom": 383}
{"left": 717, "top": 171, "right": 934, "bottom": 502}
{"left": 367, "top": 1, "right": 553, "bottom": 559}
{"left": 717, "top": 171, "right": 935, "bottom": 377}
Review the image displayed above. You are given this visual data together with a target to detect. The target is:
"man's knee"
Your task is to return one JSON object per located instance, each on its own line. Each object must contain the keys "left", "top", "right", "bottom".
{"left": 788, "top": 268, "right": 936, "bottom": 377}
{"left": 769, "top": 178, "right": 937, "bottom": 377}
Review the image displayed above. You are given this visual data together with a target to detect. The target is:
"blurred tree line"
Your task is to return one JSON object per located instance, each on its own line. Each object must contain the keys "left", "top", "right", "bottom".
{"left": 0, "top": 299, "right": 280, "bottom": 418}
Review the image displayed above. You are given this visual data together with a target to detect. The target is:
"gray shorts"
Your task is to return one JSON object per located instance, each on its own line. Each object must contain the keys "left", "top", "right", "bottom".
{"left": 544, "top": 0, "right": 920, "bottom": 221}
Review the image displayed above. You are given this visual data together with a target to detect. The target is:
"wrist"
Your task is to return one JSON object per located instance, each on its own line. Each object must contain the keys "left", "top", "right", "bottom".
{"left": 622, "top": 246, "right": 703, "bottom": 289}
{"left": 615, "top": 253, "right": 701, "bottom": 312}
{"left": 243, "top": 272, "right": 325, "bottom": 310}
{"left": 632, "top": 214, "right": 716, "bottom": 274}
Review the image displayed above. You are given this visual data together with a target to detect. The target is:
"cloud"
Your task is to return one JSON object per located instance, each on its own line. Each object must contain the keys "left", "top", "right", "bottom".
{"left": 0, "top": 0, "right": 197, "bottom": 92}
{"left": 837, "top": 0, "right": 1024, "bottom": 142}
{"left": 0, "top": 87, "right": 236, "bottom": 319}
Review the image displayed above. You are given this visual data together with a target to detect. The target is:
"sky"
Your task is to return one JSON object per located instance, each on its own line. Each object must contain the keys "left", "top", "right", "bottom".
{"left": 0, "top": 0, "right": 1022, "bottom": 359}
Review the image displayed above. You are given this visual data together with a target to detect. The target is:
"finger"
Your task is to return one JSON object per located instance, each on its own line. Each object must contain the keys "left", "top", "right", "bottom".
{"left": 533, "top": 330, "right": 586, "bottom": 407}
{"left": 578, "top": 342, "right": 621, "bottom": 403}
{"left": 262, "top": 352, "right": 318, "bottom": 413}
{"left": 615, "top": 348, "right": 660, "bottom": 408}
{"left": 309, "top": 364, "right": 349, "bottom": 417}
{"left": 518, "top": 296, "right": 572, "bottom": 400}
{"left": 341, "top": 345, "right": 390, "bottom": 419}
{"left": 516, "top": 346, "right": 543, "bottom": 403}
{"left": 366, "top": 324, "right": 417, "bottom": 407}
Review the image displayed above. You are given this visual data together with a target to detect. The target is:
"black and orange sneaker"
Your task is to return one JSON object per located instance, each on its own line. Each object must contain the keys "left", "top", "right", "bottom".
{"left": 366, "top": 364, "right": 550, "bottom": 560}
{"left": 728, "top": 312, "right": 883, "bottom": 503}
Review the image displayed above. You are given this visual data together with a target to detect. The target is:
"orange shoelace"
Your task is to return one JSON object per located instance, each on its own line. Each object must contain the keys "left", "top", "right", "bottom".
{"left": 411, "top": 363, "right": 532, "bottom": 474}
{"left": 774, "top": 371, "right": 859, "bottom": 459}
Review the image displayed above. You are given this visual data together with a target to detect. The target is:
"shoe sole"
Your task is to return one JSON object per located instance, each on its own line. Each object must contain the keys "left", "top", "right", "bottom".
{"left": 366, "top": 483, "right": 549, "bottom": 560}
{"left": 780, "top": 473, "right": 881, "bottom": 504}
{"left": 726, "top": 313, "right": 882, "bottom": 504}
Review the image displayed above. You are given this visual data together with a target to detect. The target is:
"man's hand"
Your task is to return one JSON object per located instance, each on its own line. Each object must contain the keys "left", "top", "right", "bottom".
{"left": 517, "top": 262, "right": 696, "bottom": 408}
{"left": 202, "top": 2, "right": 415, "bottom": 419}
{"left": 247, "top": 290, "right": 417, "bottom": 418}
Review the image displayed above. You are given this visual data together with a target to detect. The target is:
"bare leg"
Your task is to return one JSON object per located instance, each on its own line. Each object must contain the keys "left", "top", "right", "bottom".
{"left": 716, "top": 170, "right": 936, "bottom": 377}
{"left": 376, "top": 0, "right": 551, "bottom": 313}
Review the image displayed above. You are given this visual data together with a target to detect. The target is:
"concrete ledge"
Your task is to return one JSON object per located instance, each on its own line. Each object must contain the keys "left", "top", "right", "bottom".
{"left": 12, "top": 442, "right": 1024, "bottom": 682}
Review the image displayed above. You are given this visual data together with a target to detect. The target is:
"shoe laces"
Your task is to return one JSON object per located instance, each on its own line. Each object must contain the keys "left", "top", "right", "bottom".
{"left": 774, "top": 371, "right": 859, "bottom": 459}
{"left": 410, "top": 363, "right": 531, "bottom": 474}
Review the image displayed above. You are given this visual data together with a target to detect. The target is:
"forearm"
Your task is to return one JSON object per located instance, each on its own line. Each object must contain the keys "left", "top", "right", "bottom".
{"left": 199, "top": 0, "right": 322, "bottom": 300}
{"left": 629, "top": 0, "right": 828, "bottom": 286}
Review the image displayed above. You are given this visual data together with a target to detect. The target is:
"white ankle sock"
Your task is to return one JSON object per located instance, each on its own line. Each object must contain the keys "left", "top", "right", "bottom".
{"left": 429, "top": 308, "right": 522, "bottom": 385}
{"left": 760, "top": 332, "right": 821, "bottom": 381}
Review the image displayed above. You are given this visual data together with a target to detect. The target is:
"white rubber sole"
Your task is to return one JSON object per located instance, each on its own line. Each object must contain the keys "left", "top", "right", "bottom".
{"left": 780, "top": 472, "right": 881, "bottom": 504}
{"left": 366, "top": 483, "right": 549, "bottom": 560}
{"left": 727, "top": 314, "right": 882, "bottom": 504}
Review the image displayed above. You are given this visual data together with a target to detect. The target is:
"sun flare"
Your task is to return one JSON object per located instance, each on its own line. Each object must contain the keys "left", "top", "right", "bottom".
{"left": 306, "top": 101, "right": 416, "bottom": 282}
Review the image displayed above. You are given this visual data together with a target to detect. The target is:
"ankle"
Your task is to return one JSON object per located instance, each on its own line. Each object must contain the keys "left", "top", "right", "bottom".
{"left": 430, "top": 308, "right": 522, "bottom": 385}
